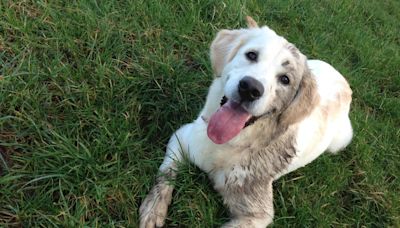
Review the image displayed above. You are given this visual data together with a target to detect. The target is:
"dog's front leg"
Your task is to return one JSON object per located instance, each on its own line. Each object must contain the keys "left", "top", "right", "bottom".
{"left": 222, "top": 181, "right": 274, "bottom": 228}
{"left": 222, "top": 215, "right": 273, "bottom": 228}
{"left": 139, "top": 171, "right": 175, "bottom": 228}
{"left": 139, "top": 125, "right": 191, "bottom": 228}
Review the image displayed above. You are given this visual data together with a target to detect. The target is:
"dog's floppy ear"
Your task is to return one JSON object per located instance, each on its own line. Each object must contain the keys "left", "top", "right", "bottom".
{"left": 210, "top": 29, "right": 244, "bottom": 77}
{"left": 279, "top": 58, "right": 319, "bottom": 127}
{"left": 246, "top": 16, "right": 258, "bottom": 28}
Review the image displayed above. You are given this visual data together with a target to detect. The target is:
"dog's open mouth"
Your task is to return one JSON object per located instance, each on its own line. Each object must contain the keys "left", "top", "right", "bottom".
{"left": 220, "top": 96, "right": 258, "bottom": 128}
{"left": 207, "top": 96, "right": 258, "bottom": 144}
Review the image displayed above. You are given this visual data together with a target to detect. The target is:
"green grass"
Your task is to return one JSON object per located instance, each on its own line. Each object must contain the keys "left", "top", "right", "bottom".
{"left": 0, "top": 0, "right": 399, "bottom": 227}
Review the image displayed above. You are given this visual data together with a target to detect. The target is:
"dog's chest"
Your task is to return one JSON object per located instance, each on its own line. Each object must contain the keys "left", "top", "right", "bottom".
{"left": 210, "top": 133, "right": 297, "bottom": 192}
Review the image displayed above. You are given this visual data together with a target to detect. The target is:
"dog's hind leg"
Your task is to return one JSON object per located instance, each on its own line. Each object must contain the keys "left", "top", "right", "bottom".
{"left": 327, "top": 115, "right": 353, "bottom": 154}
{"left": 139, "top": 124, "right": 191, "bottom": 228}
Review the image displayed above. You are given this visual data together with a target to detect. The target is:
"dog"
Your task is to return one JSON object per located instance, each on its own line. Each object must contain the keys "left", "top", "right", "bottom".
{"left": 139, "top": 16, "right": 353, "bottom": 227}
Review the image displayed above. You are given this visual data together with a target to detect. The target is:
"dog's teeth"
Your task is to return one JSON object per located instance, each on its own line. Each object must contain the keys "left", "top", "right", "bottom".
{"left": 220, "top": 96, "right": 228, "bottom": 106}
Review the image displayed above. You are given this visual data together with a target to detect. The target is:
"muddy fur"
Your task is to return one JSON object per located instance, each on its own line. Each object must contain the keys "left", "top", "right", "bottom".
{"left": 139, "top": 17, "right": 353, "bottom": 228}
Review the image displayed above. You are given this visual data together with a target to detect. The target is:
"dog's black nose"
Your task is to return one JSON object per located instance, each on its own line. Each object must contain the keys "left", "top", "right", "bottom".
{"left": 238, "top": 76, "right": 264, "bottom": 101}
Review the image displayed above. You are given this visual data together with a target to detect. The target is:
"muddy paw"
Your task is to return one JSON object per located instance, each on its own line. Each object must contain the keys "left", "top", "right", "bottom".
{"left": 139, "top": 183, "right": 173, "bottom": 228}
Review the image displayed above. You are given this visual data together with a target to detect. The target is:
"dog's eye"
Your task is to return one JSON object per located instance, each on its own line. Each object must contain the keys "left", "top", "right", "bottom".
{"left": 245, "top": 51, "right": 258, "bottom": 62}
{"left": 279, "top": 75, "right": 290, "bottom": 85}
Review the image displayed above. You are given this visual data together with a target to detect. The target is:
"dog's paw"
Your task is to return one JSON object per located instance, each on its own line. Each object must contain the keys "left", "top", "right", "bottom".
{"left": 139, "top": 183, "right": 173, "bottom": 228}
{"left": 221, "top": 216, "right": 273, "bottom": 228}
{"left": 222, "top": 219, "right": 250, "bottom": 228}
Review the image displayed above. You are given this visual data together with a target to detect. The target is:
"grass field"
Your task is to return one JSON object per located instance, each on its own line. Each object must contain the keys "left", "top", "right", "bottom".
{"left": 1, "top": 0, "right": 399, "bottom": 227}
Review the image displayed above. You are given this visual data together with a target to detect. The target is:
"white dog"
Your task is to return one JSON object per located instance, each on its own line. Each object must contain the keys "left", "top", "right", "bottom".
{"left": 140, "top": 17, "right": 353, "bottom": 228}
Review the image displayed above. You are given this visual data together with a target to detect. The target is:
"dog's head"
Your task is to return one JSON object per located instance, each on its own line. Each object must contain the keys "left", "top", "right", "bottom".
{"left": 207, "top": 17, "right": 318, "bottom": 144}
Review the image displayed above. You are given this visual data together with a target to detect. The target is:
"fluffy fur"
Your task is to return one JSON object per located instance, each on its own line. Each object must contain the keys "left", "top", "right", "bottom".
{"left": 139, "top": 17, "right": 353, "bottom": 228}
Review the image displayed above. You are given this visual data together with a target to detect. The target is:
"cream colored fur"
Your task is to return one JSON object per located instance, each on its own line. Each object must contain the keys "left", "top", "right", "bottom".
{"left": 139, "top": 17, "right": 352, "bottom": 228}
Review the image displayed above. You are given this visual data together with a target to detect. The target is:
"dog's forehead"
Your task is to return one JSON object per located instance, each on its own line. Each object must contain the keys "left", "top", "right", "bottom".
{"left": 245, "top": 27, "right": 288, "bottom": 54}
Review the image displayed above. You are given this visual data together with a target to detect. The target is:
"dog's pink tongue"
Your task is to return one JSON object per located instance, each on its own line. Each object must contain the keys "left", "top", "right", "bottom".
{"left": 207, "top": 101, "right": 252, "bottom": 144}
